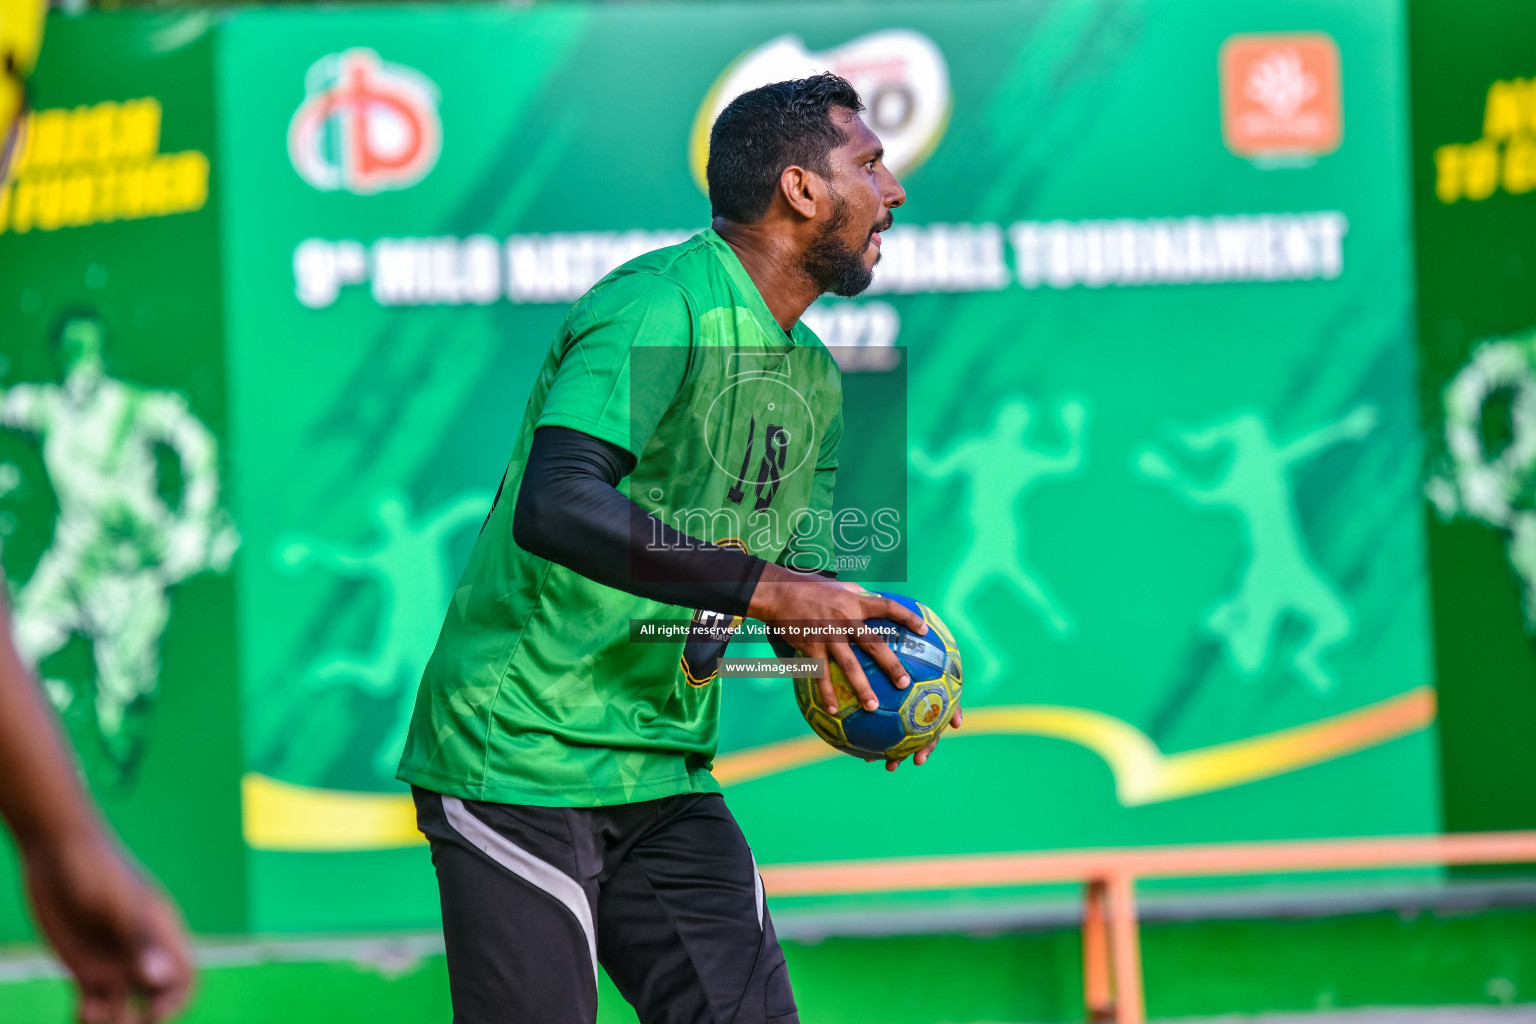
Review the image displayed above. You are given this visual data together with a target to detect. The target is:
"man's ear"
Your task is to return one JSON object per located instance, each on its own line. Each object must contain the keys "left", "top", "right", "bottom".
{"left": 778, "top": 165, "right": 822, "bottom": 220}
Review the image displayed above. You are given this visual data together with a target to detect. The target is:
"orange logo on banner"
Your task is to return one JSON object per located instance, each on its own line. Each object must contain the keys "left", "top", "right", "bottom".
{"left": 1220, "top": 33, "right": 1342, "bottom": 160}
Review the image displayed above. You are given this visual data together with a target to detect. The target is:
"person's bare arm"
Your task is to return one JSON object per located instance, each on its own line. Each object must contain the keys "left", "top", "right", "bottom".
{"left": 0, "top": 596, "right": 194, "bottom": 1023}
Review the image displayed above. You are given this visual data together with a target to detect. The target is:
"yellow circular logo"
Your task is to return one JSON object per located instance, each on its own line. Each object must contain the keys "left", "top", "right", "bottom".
{"left": 904, "top": 687, "right": 947, "bottom": 732}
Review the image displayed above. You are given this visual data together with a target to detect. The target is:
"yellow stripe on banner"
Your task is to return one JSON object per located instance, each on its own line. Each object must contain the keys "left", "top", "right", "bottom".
{"left": 245, "top": 688, "right": 1436, "bottom": 850}
{"left": 242, "top": 773, "right": 424, "bottom": 851}
{"left": 712, "top": 735, "right": 842, "bottom": 786}
{"left": 714, "top": 687, "right": 1437, "bottom": 806}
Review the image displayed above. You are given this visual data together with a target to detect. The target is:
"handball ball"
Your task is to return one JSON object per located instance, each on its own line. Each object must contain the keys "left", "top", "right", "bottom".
{"left": 786, "top": 592, "right": 962, "bottom": 761}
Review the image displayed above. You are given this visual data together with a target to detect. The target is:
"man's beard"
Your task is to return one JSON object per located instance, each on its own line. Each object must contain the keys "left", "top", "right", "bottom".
{"left": 802, "top": 192, "right": 878, "bottom": 298}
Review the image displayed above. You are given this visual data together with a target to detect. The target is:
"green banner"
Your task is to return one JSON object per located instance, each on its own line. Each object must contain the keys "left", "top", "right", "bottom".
{"left": 0, "top": 13, "right": 244, "bottom": 937}
{"left": 0, "top": 0, "right": 1445, "bottom": 938}
{"left": 215, "top": 0, "right": 1438, "bottom": 930}
{"left": 1408, "top": 0, "right": 1536, "bottom": 837}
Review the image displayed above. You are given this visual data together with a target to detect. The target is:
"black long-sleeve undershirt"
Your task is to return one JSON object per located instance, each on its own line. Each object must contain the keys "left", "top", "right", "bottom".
{"left": 511, "top": 426, "right": 769, "bottom": 617}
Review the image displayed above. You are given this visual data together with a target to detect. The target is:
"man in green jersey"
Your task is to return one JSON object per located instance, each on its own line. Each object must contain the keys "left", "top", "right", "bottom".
{"left": 399, "top": 73, "right": 959, "bottom": 1024}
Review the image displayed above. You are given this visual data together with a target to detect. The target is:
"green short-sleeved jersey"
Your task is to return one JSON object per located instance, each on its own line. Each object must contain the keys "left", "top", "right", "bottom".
{"left": 397, "top": 229, "right": 844, "bottom": 807}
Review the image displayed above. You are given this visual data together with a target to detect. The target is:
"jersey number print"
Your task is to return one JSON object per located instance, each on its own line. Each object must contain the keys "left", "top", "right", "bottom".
{"left": 727, "top": 416, "right": 790, "bottom": 511}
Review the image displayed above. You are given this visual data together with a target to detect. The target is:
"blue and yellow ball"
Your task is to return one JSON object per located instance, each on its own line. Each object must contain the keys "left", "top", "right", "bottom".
{"left": 789, "top": 592, "right": 962, "bottom": 761}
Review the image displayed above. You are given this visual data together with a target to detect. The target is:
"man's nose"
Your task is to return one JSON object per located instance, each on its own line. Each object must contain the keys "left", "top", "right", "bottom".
{"left": 882, "top": 169, "right": 906, "bottom": 209}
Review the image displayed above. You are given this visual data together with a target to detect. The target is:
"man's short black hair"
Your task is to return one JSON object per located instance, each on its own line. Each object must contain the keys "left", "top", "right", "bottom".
{"left": 706, "top": 73, "right": 865, "bottom": 224}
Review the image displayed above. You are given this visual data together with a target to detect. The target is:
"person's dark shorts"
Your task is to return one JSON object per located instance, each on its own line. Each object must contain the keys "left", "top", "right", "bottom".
{"left": 413, "top": 786, "right": 799, "bottom": 1024}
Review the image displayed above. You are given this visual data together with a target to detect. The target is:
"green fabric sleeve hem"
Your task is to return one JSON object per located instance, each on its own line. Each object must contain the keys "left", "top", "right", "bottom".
{"left": 533, "top": 411, "right": 642, "bottom": 459}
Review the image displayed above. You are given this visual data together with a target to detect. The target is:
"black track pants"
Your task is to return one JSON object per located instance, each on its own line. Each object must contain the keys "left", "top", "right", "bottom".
{"left": 413, "top": 787, "right": 798, "bottom": 1024}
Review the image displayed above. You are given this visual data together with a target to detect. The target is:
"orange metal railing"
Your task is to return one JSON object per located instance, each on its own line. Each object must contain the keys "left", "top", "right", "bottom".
{"left": 758, "top": 831, "right": 1536, "bottom": 1023}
